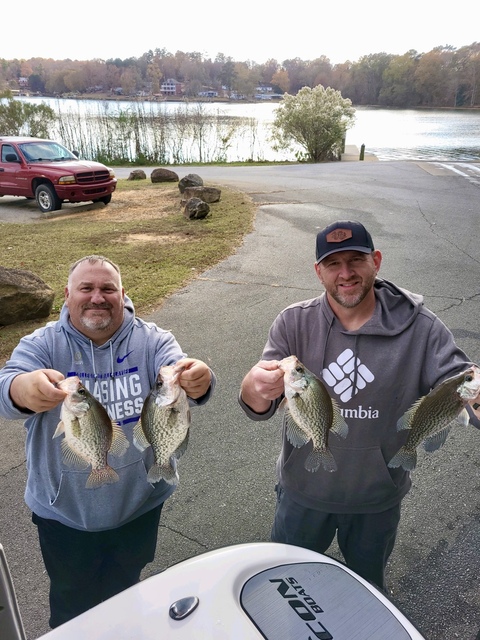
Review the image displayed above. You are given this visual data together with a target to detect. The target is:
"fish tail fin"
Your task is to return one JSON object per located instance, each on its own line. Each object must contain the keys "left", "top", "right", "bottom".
{"left": 147, "top": 462, "right": 179, "bottom": 485}
{"left": 85, "top": 466, "right": 119, "bottom": 489}
{"left": 305, "top": 446, "right": 337, "bottom": 473}
{"left": 388, "top": 447, "right": 417, "bottom": 471}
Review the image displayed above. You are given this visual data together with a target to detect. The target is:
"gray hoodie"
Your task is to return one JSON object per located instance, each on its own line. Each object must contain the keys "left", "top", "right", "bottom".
{"left": 240, "top": 279, "right": 477, "bottom": 514}
{"left": 0, "top": 296, "right": 215, "bottom": 531}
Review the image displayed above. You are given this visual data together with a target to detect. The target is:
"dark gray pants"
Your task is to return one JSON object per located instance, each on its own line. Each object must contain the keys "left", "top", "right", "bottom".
{"left": 33, "top": 505, "right": 163, "bottom": 628}
{"left": 271, "top": 485, "right": 400, "bottom": 592}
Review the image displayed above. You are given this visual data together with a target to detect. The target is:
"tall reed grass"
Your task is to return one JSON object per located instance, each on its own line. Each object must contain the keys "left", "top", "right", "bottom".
{"left": 54, "top": 100, "right": 262, "bottom": 165}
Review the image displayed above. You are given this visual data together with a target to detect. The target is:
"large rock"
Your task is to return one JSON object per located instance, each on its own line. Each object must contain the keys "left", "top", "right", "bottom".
{"left": 150, "top": 168, "right": 179, "bottom": 183}
{"left": 0, "top": 266, "right": 55, "bottom": 325}
{"left": 178, "top": 173, "right": 203, "bottom": 193}
{"left": 183, "top": 198, "right": 210, "bottom": 220}
{"left": 183, "top": 186, "right": 221, "bottom": 203}
{"left": 127, "top": 169, "right": 147, "bottom": 180}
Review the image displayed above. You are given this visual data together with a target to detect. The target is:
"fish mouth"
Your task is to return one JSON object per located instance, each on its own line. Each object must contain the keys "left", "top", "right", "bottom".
{"left": 55, "top": 376, "right": 80, "bottom": 391}
{"left": 456, "top": 365, "right": 480, "bottom": 399}
{"left": 278, "top": 356, "right": 297, "bottom": 372}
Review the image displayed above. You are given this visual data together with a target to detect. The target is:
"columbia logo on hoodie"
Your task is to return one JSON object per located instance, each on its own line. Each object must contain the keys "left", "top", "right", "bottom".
{"left": 322, "top": 348, "right": 374, "bottom": 402}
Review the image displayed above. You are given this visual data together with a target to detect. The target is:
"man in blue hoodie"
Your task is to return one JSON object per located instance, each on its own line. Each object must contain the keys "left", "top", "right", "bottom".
{"left": 239, "top": 220, "right": 480, "bottom": 592}
{"left": 0, "top": 255, "right": 215, "bottom": 628}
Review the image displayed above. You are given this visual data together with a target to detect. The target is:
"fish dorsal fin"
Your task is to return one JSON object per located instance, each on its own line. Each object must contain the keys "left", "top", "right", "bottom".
{"left": 133, "top": 420, "right": 150, "bottom": 452}
{"left": 284, "top": 409, "right": 310, "bottom": 447}
{"left": 60, "top": 438, "right": 90, "bottom": 470}
{"left": 397, "top": 397, "right": 425, "bottom": 431}
{"left": 330, "top": 399, "right": 349, "bottom": 439}
{"left": 109, "top": 422, "right": 130, "bottom": 457}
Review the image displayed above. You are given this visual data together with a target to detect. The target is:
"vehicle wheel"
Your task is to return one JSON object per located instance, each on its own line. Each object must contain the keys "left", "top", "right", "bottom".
{"left": 100, "top": 194, "right": 112, "bottom": 205}
{"left": 35, "top": 184, "right": 62, "bottom": 213}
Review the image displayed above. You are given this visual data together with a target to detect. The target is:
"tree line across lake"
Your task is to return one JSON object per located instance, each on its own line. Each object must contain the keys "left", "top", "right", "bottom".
{"left": 1, "top": 42, "right": 479, "bottom": 108}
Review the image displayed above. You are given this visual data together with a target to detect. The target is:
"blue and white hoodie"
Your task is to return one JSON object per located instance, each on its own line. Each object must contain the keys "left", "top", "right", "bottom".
{"left": 0, "top": 296, "right": 215, "bottom": 531}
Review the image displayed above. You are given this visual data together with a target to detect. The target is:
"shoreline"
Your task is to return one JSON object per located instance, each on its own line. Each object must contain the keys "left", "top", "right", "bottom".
{"left": 13, "top": 94, "right": 480, "bottom": 111}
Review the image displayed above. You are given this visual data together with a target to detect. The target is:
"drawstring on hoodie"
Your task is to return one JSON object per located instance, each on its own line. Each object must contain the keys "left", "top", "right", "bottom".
{"left": 351, "top": 334, "right": 359, "bottom": 398}
{"left": 89, "top": 340, "right": 116, "bottom": 379}
{"left": 320, "top": 316, "right": 360, "bottom": 400}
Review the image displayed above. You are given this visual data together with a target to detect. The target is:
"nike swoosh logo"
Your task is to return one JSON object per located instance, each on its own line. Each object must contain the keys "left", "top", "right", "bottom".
{"left": 117, "top": 350, "right": 134, "bottom": 364}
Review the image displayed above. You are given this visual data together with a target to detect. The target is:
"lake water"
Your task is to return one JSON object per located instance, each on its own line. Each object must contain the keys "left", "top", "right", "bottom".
{"left": 16, "top": 97, "right": 480, "bottom": 162}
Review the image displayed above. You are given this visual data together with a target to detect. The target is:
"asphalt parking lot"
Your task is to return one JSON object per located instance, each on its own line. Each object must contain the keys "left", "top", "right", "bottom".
{"left": 1, "top": 158, "right": 480, "bottom": 639}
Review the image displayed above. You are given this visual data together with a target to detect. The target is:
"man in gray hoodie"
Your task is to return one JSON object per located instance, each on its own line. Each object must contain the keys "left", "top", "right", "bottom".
{"left": 239, "top": 220, "right": 480, "bottom": 592}
{"left": 0, "top": 255, "right": 215, "bottom": 628}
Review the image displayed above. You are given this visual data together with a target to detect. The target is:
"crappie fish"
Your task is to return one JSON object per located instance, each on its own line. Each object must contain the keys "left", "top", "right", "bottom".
{"left": 133, "top": 363, "right": 191, "bottom": 485}
{"left": 388, "top": 365, "right": 480, "bottom": 471}
{"left": 278, "top": 355, "right": 349, "bottom": 473}
{"left": 54, "top": 376, "right": 129, "bottom": 489}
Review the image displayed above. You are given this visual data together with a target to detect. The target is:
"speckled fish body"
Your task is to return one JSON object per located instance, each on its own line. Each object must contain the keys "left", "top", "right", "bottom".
{"left": 133, "top": 364, "right": 191, "bottom": 485}
{"left": 278, "top": 355, "right": 349, "bottom": 473}
{"left": 54, "top": 376, "right": 129, "bottom": 488}
{"left": 388, "top": 365, "right": 480, "bottom": 471}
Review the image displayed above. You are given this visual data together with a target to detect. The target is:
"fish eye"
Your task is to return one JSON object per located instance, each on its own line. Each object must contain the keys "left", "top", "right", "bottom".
{"left": 295, "top": 365, "right": 303, "bottom": 373}
{"left": 465, "top": 375, "right": 473, "bottom": 382}
{"left": 78, "top": 387, "right": 86, "bottom": 396}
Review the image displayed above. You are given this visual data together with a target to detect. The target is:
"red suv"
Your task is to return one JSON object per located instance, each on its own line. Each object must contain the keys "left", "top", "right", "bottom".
{"left": 0, "top": 136, "right": 117, "bottom": 213}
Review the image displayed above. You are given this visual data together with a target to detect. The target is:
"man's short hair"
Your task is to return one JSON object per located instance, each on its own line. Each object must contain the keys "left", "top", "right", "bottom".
{"left": 68, "top": 255, "right": 121, "bottom": 277}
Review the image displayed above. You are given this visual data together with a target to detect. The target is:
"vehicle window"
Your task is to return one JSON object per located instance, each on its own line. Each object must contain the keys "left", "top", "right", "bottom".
{"left": 1, "top": 144, "right": 18, "bottom": 162}
{"left": 19, "top": 142, "right": 75, "bottom": 162}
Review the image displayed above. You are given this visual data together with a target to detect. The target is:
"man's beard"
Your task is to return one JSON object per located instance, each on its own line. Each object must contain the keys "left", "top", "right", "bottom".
{"left": 328, "top": 272, "right": 377, "bottom": 309}
{"left": 79, "top": 307, "right": 112, "bottom": 332}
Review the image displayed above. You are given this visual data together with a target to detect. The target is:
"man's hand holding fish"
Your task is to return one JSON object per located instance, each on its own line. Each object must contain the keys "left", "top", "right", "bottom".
{"left": 470, "top": 393, "right": 480, "bottom": 419}
{"left": 9, "top": 368, "right": 67, "bottom": 413}
{"left": 240, "top": 359, "right": 284, "bottom": 413}
{"left": 175, "top": 357, "right": 212, "bottom": 399}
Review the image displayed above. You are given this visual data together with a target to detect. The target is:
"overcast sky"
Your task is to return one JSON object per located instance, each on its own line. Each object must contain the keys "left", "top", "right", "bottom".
{"left": 3, "top": 0, "right": 479, "bottom": 64}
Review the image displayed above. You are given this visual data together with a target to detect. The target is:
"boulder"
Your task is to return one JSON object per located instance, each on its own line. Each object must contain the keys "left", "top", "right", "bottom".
{"left": 151, "top": 168, "right": 179, "bottom": 183}
{"left": 0, "top": 266, "right": 55, "bottom": 326}
{"left": 178, "top": 173, "right": 203, "bottom": 193}
{"left": 127, "top": 169, "right": 147, "bottom": 180}
{"left": 183, "top": 198, "right": 210, "bottom": 220}
{"left": 183, "top": 186, "right": 221, "bottom": 203}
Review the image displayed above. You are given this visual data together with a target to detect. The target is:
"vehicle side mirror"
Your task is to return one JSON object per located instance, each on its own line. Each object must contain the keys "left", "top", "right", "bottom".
{"left": 72, "top": 150, "right": 79, "bottom": 158}
{"left": 4, "top": 154, "right": 20, "bottom": 163}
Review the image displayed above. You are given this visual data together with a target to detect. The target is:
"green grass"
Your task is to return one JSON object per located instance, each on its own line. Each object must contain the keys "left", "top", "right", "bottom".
{"left": 0, "top": 179, "right": 256, "bottom": 363}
